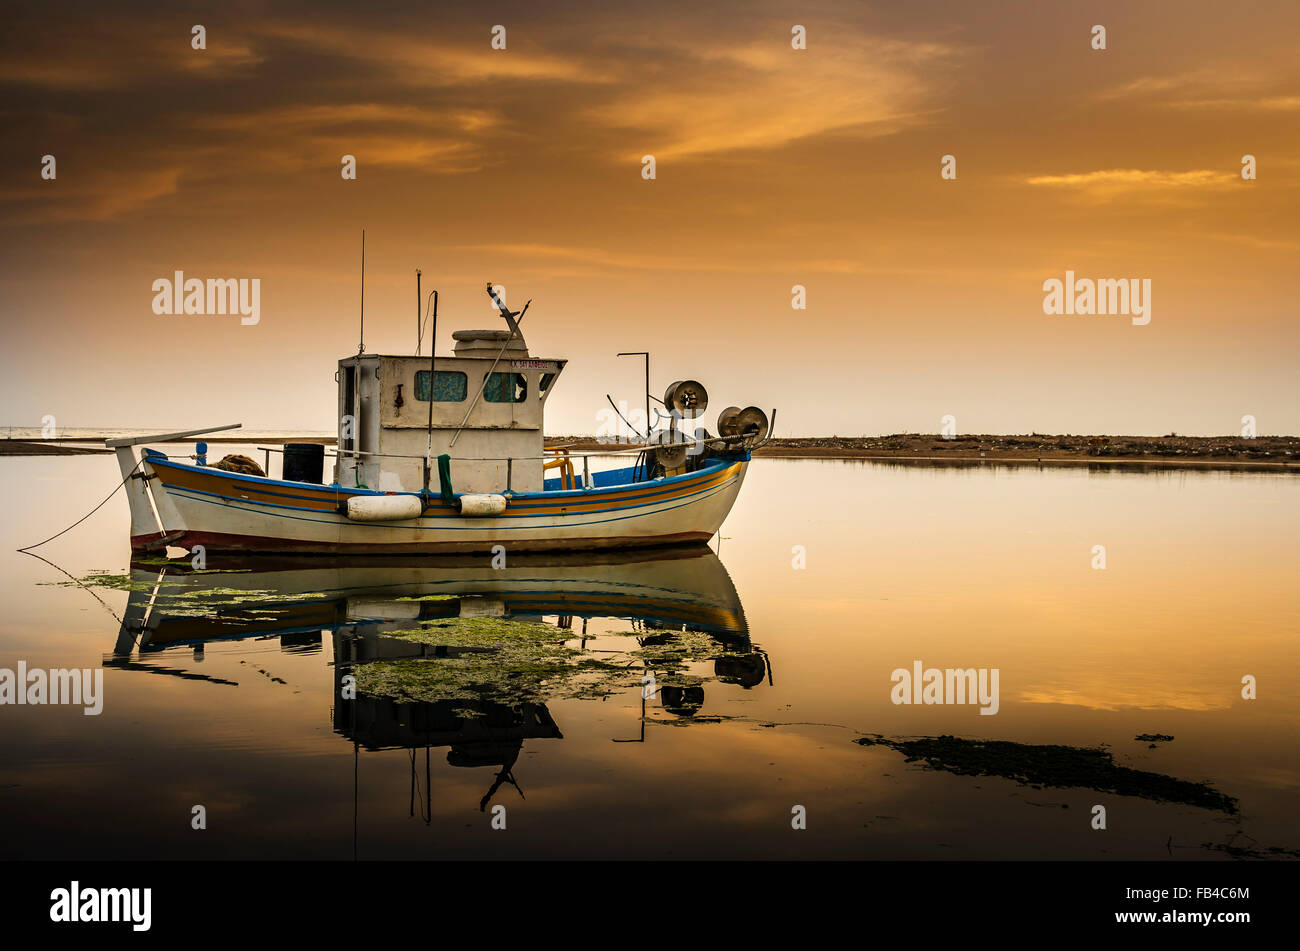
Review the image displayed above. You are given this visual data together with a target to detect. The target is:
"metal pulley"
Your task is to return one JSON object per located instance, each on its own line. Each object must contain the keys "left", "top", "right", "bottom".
{"left": 734, "top": 406, "right": 770, "bottom": 441}
{"left": 651, "top": 428, "right": 689, "bottom": 470}
{"left": 663, "top": 380, "right": 708, "bottom": 418}
{"left": 716, "top": 406, "right": 743, "bottom": 437}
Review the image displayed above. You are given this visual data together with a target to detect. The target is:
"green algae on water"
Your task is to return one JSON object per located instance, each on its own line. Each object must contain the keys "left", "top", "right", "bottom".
{"left": 352, "top": 619, "right": 753, "bottom": 706}
{"left": 386, "top": 616, "right": 568, "bottom": 648}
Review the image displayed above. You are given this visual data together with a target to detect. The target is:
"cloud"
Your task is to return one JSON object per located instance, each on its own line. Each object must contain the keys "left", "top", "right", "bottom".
{"left": 258, "top": 20, "right": 610, "bottom": 86}
{"left": 188, "top": 103, "right": 496, "bottom": 173}
{"left": 0, "top": 166, "right": 184, "bottom": 224}
{"left": 1168, "top": 95, "right": 1300, "bottom": 111}
{"left": 0, "top": 6, "right": 961, "bottom": 234}
{"left": 0, "top": 22, "right": 262, "bottom": 89}
{"left": 1024, "top": 168, "right": 1235, "bottom": 199}
{"left": 450, "top": 241, "right": 867, "bottom": 276}
{"left": 585, "top": 36, "right": 956, "bottom": 160}
{"left": 1096, "top": 69, "right": 1300, "bottom": 112}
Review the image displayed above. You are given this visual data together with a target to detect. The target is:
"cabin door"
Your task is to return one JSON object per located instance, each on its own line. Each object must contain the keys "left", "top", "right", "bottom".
{"left": 341, "top": 365, "right": 356, "bottom": 454}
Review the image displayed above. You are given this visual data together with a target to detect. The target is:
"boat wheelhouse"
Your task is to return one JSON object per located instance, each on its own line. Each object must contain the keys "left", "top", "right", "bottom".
{"left": 334, "top": 328, "right": 564, "bottom": 495}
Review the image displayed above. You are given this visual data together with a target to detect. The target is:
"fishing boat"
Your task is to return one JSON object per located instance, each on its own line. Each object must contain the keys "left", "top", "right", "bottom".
{"left": 109, "top": 283, "right": 772, "bottom": 555}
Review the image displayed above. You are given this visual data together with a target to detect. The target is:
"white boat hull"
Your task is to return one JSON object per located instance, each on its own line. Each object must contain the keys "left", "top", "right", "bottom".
{"left": 132, "top": 452, "right": 749, "bottom": 555}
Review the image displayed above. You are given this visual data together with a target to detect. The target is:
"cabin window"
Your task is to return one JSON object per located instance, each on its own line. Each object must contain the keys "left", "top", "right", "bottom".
{"left": 538, "top": 372, "right": 556, "bottom": 398}
{"left": 483, "top": 372, "right": 527, "bottom": 403}
{"left": 415, "top": 370, "right": 468, "bottom": 402}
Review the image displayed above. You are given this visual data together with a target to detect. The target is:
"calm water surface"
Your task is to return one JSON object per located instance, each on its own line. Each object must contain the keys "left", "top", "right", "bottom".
{"left": 1, "top": 452, "right": 1297, "bottom": 859}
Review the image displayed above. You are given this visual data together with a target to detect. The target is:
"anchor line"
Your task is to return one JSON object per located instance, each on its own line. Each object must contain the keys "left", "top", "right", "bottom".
{"left": 16, "top": 458, "right": 142, "bottom": 553}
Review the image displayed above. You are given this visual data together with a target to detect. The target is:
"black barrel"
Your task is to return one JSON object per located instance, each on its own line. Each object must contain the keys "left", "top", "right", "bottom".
{"left": 282, "top": 443, "right": 325, "bottom": 484}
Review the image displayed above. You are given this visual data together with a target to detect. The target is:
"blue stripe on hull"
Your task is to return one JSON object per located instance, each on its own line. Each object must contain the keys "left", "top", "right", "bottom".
{"left": 147, "top": 453, "right": 744, "bottom": 503}
{"left": 162, "top": 473, "right": 741, "bottom": 533}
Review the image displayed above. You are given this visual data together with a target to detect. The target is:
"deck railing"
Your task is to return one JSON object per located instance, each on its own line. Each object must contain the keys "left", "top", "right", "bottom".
{"left": 249, "top": 441, "right": 661, "bottom": 491}
{"left": 157, "top": 422, "right": 772, "bottom": 492}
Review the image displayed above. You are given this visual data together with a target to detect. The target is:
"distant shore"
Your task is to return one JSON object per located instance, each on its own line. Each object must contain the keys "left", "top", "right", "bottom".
{"left": 556, "top": 433, "right": 1300, "bottom": 470}
{"left": 748, "top": 433, "right": 1300, "bottom": 469}
{"left": 4, "top": 432, "right": 1296, "bottom": 470}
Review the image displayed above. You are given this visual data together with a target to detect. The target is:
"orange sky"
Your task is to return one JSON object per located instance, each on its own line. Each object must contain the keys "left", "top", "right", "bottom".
{"left": 1, "top": 0, "right": 1297, "bottom": 436}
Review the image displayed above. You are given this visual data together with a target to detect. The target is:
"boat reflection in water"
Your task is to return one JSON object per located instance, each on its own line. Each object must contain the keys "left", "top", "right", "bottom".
{"left": 107, "top": 544, "right": 765, "bottom": 814}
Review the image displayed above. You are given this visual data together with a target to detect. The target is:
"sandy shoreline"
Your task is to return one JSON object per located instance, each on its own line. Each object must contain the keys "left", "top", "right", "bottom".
{"left": 4, "top": 433, "right": 1296, "bottom": 470}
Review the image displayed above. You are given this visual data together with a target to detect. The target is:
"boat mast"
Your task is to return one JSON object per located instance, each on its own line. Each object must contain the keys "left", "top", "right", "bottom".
{"left": 358, "top": 229, "right": 366, "bottom": 355}
{"left": 424, "top": 289, "right": 438, "bottom": 486}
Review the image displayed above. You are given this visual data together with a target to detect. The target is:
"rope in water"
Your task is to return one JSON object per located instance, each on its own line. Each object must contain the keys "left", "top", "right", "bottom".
{"left": 18, "top": 549, "right": 124, "bottom": 625}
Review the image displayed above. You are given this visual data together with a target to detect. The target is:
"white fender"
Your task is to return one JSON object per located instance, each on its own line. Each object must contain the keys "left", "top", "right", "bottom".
{"left": 346, "top": 494, "right": 423, "bottom": 522}
{"left": 457, "top": 494, "right": 508, "bottom": 517}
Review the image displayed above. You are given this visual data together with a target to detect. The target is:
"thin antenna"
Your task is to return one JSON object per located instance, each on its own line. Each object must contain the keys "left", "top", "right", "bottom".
{"left": 358, "top": 229, "right": 366, "bottom": 355}
{"left": 415, "top": 268, "right": 422, "bottom": 354}
{"left": 425, "top": 290, "right": 439, "bottom": 463}
{"left": 429, "top": 288, "right": 438, "bottom": 375}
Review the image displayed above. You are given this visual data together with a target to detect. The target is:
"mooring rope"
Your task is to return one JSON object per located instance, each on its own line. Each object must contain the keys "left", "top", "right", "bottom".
{"left": 15, "top": 458, "right": 142, "bottom": 553}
